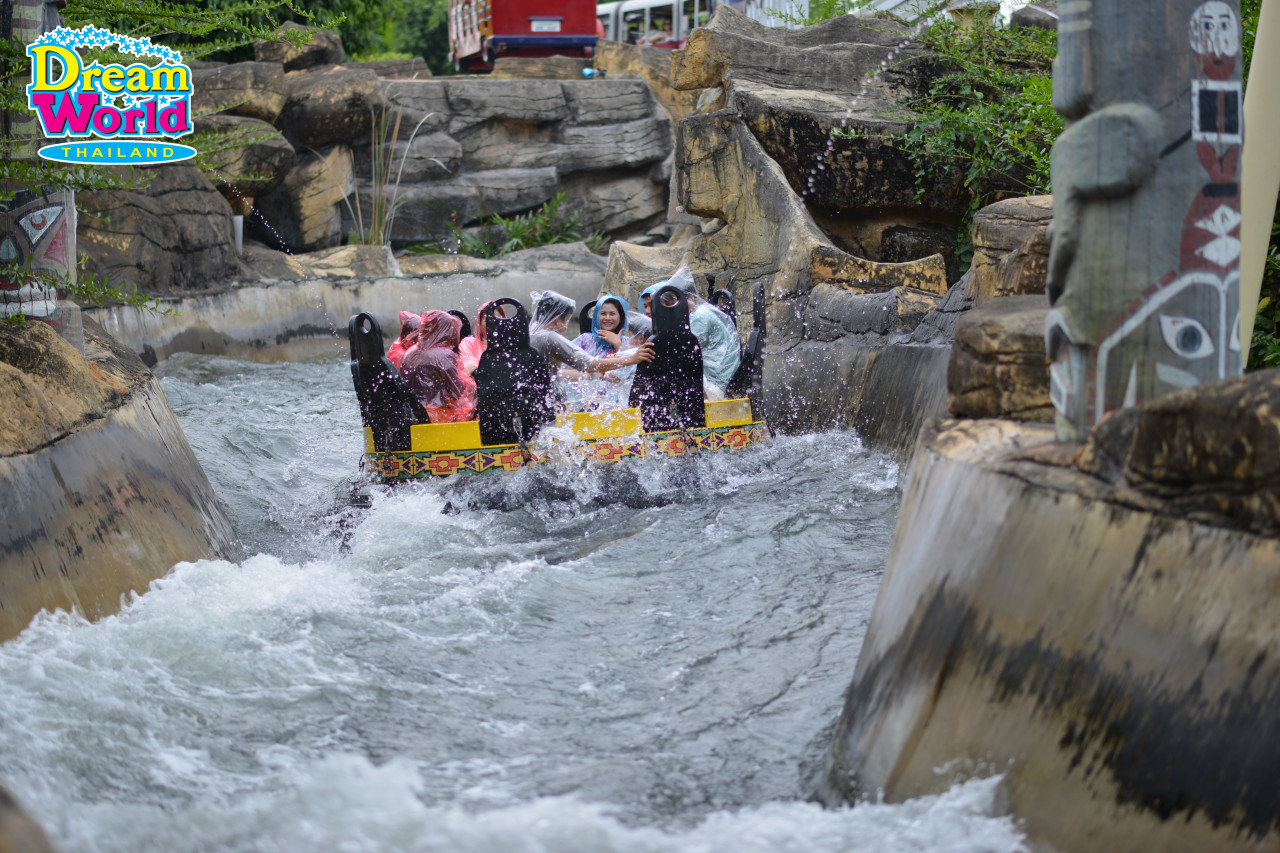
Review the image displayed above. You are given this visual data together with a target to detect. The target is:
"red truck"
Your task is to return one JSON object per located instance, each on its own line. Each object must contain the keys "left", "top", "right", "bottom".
{"left": 449, "top": 0, "right": 600, "bottom": 72}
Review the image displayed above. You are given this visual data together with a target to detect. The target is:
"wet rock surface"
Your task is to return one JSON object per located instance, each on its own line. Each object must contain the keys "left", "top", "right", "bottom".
{"left": 0, "top": 320, "right": 124, "bottom": 455}
{"left": 0, "top": 317, "right": 237, "bottom": 642}
{"left": 947, "top": 294, "right": 1052, "bottom": 422}
{"left": 1071, "top": 369, "right": 1280, "bottom": 537}
{"left": 826, "top": 405, "right": 1280, "bottom": 852}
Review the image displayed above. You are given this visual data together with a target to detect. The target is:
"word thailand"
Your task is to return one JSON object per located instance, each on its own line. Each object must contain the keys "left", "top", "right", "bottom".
{"left": 26, "top": 27, "right": 193, "bottom": 164}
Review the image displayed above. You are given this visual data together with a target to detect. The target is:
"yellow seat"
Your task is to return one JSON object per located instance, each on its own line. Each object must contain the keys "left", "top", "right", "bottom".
{"left": 705, "top": 398, "right": 753, "bottom": 428}
{"left": 556, "top": 407, "right": 643, "bottom": 440}
{"left": 409, "top": 420, "right": 483, "bottom": 452}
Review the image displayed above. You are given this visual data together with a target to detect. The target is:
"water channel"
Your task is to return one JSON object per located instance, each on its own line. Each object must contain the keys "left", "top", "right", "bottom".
{"left": 0, "top": 353, "right": 1027, "bottom": 851}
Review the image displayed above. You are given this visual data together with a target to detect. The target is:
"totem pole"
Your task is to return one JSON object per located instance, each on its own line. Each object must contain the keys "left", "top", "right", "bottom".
{"left": 1045, "top": 1, "right": 1243, "bottom": 441}
{"left": 0, "top": 0, "right": 80, "bottom": 346}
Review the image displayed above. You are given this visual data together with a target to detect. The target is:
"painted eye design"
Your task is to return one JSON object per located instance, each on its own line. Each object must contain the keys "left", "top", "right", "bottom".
{"left": 17, "top": 205, "right": 62, "bottom": 247}
{"left": 1160, "top": 315, "right": 1215, "bottom": 359}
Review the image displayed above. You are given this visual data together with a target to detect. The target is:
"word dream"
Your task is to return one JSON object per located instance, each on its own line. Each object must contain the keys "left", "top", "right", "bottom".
{"left": 25, "top": 26, "right": 195, "bottom": 165}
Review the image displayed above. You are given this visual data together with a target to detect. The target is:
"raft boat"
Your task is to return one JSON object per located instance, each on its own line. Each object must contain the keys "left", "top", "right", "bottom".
{"left": 350, "top": 285, "right": 768, "bottom": 482}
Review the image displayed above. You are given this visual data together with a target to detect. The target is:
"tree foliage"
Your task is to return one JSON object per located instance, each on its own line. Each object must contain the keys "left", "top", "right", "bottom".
{"left": 394, "top": 0, "right": 452, "bottom": 76}
{"left": 843, "top": 17, "right": 1059, "bottom": 265}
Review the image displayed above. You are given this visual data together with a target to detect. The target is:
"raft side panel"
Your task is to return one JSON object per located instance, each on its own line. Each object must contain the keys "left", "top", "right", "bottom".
{"left": 365, "top": 422, "right": 768, "bottom": 479}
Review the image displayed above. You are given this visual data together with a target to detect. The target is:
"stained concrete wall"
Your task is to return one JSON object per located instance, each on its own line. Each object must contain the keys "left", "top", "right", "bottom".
{"left": 821, "top": 415, "right": 1280, "bottom": 851}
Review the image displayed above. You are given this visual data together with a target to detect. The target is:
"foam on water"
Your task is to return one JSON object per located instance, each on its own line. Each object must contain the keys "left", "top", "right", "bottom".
{"left": 0, "top": 355, "right": 1026, "bottom": 852}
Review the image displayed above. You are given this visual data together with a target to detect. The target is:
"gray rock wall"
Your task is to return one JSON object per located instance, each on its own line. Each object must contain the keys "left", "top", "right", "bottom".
{"left": 0, "top": 318, "right": 238, "bottom": 643}
{"left": 79, "top": 62, "right": 674, "bottom": 291}
{"left": 821, "top": 408, "right": 1280, "bottom": 852}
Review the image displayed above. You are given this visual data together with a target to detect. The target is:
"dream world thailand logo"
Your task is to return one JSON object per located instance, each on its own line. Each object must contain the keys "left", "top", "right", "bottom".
{"left": 26, "top": 25, "right": 196, "bottom": 165}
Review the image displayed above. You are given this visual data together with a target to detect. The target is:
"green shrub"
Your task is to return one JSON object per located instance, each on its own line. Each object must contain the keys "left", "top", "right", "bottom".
{"left": 407, "top": 192, "right": 605, "bottom": 259}
{"left": 889, "top": 18, "right": 1059, "bottom": 265}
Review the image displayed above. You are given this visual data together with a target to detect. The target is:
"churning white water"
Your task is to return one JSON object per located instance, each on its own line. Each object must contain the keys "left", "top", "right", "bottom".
{"left": 0, "top": 354, "right": 1027, "bottom": 852}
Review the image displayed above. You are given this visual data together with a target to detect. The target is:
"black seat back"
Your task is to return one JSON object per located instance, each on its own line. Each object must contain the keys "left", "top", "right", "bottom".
{"left": 711, "top": 288, "right": 737, "bottom": 327}
{"left": 726, "top": 282, "right": 766, "bottom": 413}
{"left": 577, "top": 300, "right": 597, "bottom": 338}
{"left": 348, "top": 312, "right": 428, "bottom": 452}
{"left": 629, "top": 285, "right": 706, "bottom": 431}
{"left": 447, "top": 309, "right": 472, "bottom": 340}
{"left": 475, "top": 298, "right": 555, "bottom": 445}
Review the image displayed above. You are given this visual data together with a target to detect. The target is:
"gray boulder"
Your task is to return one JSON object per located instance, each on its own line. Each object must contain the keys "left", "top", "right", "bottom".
{"left": 381, "top": 80, "right": 451, "bottom": 134}
{"left": 190, "top": 62, "right": 288, "bottom": 124}
{"left": 77, "top": 164, "right": 240, "bottom": 292}
{"left": 254, "top": 22, "right": 344, "bottom": 71}
{"left": 353, "top": 131, "right": 463, "bottom": 184}
{"left": 351, "top": 57, "right": 430, "bottom": 79}
{"left": 562, "top": 79, "right": 655, "bottom": 125}
{"left": 673, "top": 7, "right": 921, "bottom": 96}
{"left": 1010, "top": 2, "right": 1058, "bottom": 30}
{"left": 444, "top": 79, "right": 570, "bottom": 132}
{"left": 345, "top": 167, "right": 560, "bottom": 246}
{"left": 250, "top": 144, "right": 354, "bottom": 253}
{"left": 276, "top": 65, "right": 384, "bottom": 150}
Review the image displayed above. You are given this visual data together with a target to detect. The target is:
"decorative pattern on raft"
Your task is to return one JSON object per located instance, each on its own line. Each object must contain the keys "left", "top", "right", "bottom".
{"left": 363, "top": 400, "right": 768, "bottom": 480}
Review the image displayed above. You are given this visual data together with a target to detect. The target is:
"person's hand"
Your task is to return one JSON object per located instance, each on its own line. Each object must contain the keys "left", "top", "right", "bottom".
{"left": 599, "top": 329, "right": 623, "bottom": 349}
{"left": 630, "top": 342, "right": 655, "bottom": 364}
{"left": 603, "top": 372, "right": 622, "bottom": 384}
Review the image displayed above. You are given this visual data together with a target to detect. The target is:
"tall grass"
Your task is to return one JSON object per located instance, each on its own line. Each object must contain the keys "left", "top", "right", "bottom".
{"left": 344, "top": 101, "right": 439, "bottom": 246}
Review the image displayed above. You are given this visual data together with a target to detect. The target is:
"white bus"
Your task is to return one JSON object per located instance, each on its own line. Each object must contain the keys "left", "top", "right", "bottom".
{"left": 596, "top": 0, "right": 809, "bottom": 46}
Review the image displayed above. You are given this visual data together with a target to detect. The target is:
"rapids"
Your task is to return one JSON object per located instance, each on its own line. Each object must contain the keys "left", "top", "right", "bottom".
{"left": 0, "top": 354, "right": 1027, "bottom": 852}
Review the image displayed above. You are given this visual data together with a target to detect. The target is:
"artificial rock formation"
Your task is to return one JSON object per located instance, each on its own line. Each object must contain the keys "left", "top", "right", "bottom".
{"left": 822, "top": 367, "right": 1280, "bottom": 851}
{"left": 947, "top": 294, "right": 1053, "bottom": 422}
{"left": 251, "top": 144, "right": 354, "bottom": 254}
{"left": 598, "top": 7, "right": 1001, "bottom": 449}
{"left": 338, "top": 76, "right": 673, "bottom": 248}
{"left": 254, "top": 21, "right": 343, "bottom": 71}
{"left": 77, "top": 29, "right": 677, "bottom": 282}
{"left": 77, "top": 165, "right": 240, "bottom": 293}
{"left": 275, "top": 65, "right": 383, "bottom": 150}
{"left": 0, "top": 318, "right": 237, "bottom": 642}
{"left": 89, "top": 242, "right": 612, "bottom": 364}
{"left": 968, "top": 194, "right": 1052, "bottom": 303}
{"left": 194, "top": 114, "right": 297, "bottom": 211}
{"left": 190, "top": 62, "right": 289, "bottom": 124}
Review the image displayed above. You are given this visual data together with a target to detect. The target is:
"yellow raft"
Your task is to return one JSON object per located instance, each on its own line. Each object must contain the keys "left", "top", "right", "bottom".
{"left": 364, "top": 397, "right": 768, "bottom": 480}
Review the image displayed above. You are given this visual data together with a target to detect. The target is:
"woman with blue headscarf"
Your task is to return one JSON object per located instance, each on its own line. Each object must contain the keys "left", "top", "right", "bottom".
{"left": 573, "top": 293, "right": 629, "bottom": 357}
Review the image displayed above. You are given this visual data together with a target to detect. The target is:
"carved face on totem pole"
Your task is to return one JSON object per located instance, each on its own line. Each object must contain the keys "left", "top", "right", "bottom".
{"left": 1045, "top": 1, "right": 1243, "bottom": 440}
{"left": 0, "top": 0, "right": 74, "bottom": 324}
